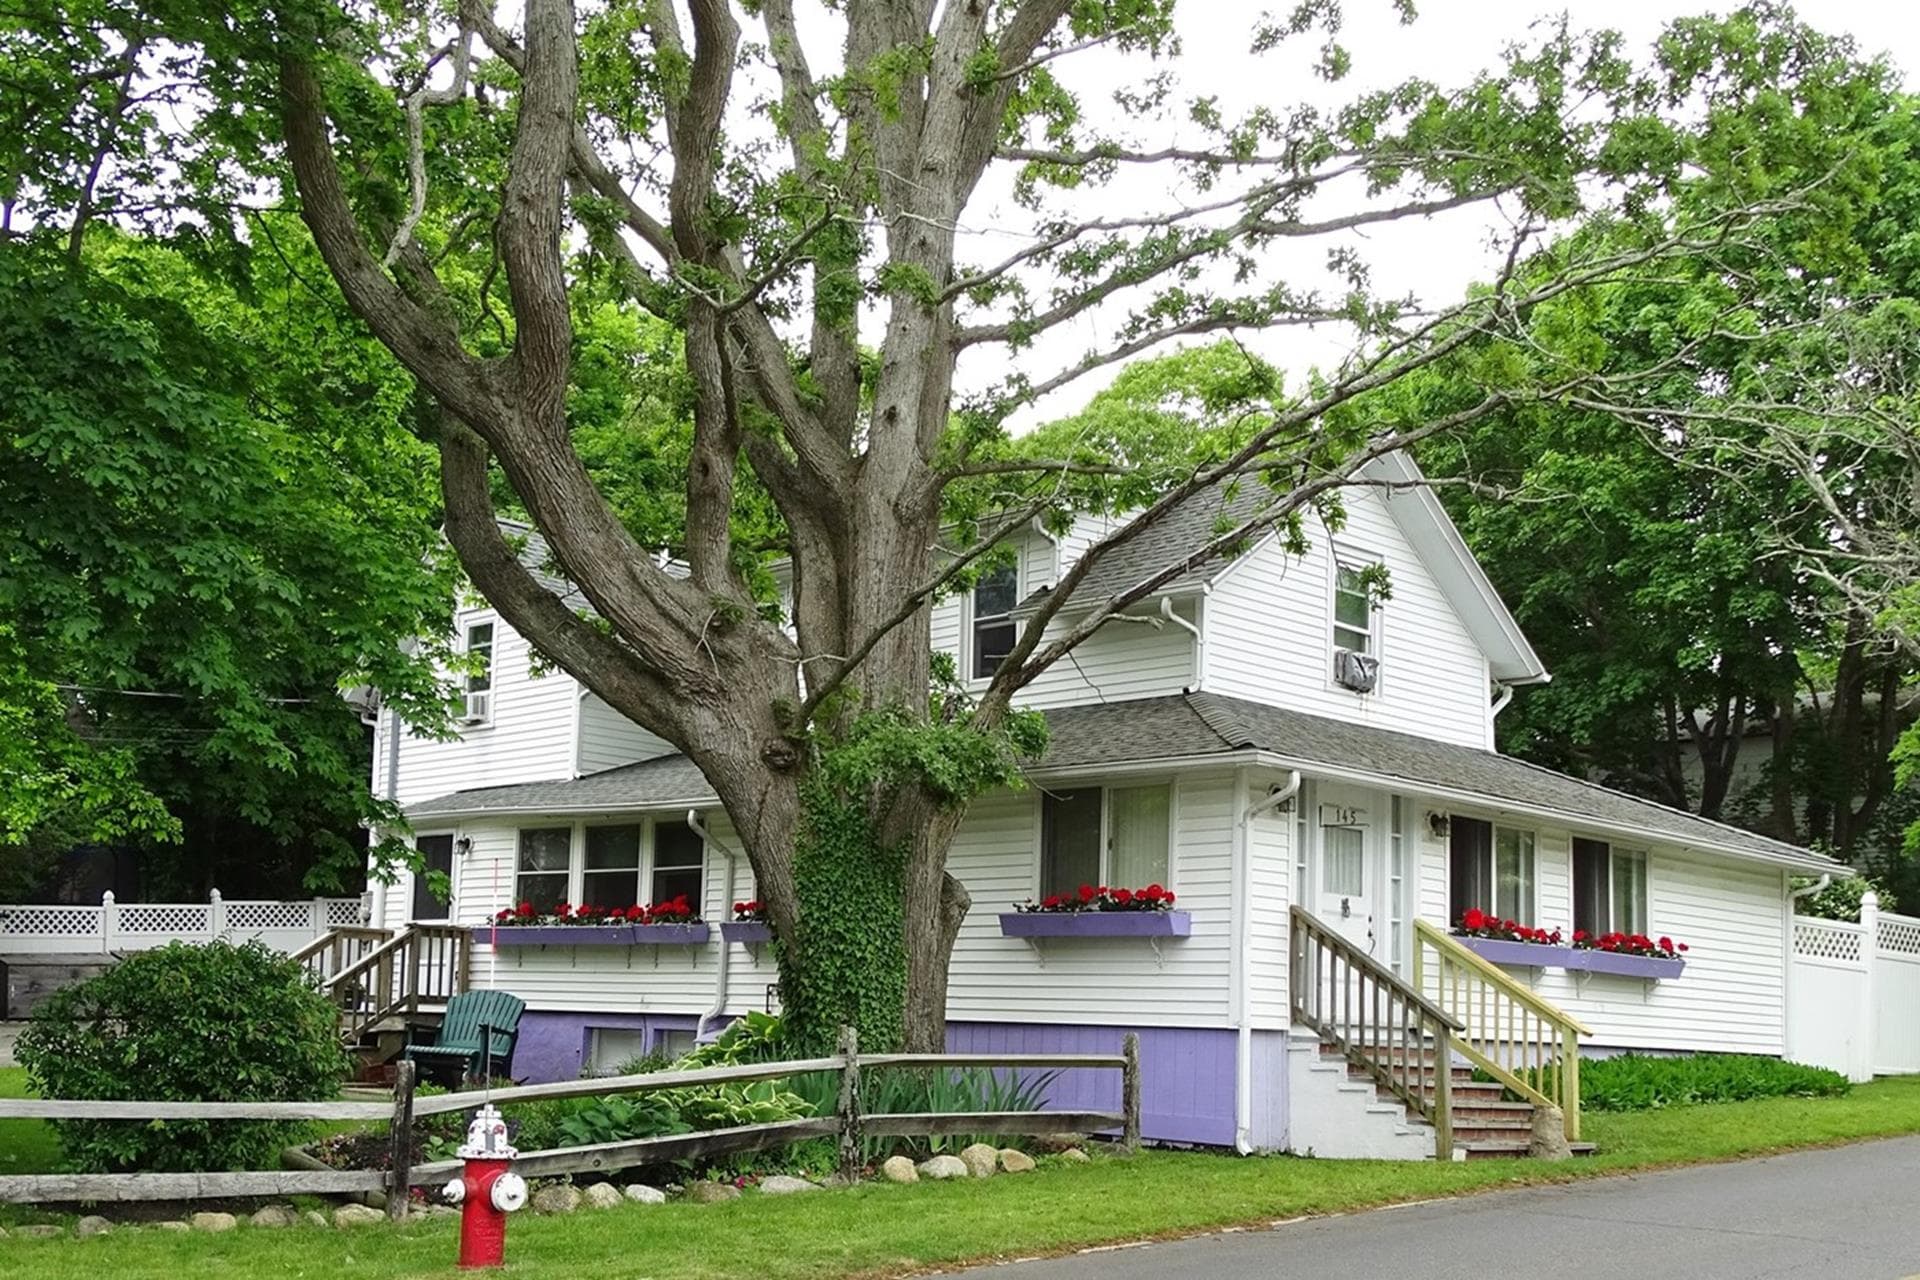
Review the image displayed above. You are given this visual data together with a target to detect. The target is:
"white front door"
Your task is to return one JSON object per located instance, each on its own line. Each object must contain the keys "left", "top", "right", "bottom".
{"left": 1314, "top": 785, "right": 1378, "bottom": 958}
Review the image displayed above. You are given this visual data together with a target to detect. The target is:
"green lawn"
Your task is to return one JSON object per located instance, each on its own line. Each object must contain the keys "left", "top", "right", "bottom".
{"left": 0, "top": 1067, "right": 63, "bottom": 1178}
{"left": 5, "top": 1076, "right": 1920, "bottom": 1278}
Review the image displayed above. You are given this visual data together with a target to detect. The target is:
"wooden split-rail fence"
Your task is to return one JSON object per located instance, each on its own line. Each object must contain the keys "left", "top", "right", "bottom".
{"left": 0, "top": 1030, "right": 1140, "bottom": 1213}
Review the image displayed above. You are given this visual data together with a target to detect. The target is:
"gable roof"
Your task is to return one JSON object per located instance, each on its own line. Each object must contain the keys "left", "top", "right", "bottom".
{"left": 1013, "top": 455, "right": 1547, "bottom": 684}
{"left": 407, "top": 692, "right": 1834, "bottom": 874}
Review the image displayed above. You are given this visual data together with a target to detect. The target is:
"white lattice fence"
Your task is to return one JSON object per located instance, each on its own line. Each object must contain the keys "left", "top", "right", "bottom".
{"left": 0, "top": 893, "right": 364, "bottom": 955}
{"left": 1787, "top": 895, "right": 1920, "bottom": 1082}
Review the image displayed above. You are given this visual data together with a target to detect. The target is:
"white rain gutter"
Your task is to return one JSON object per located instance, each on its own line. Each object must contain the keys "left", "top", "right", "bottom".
{"left": 1234, "top": 769, "right": 1301, "bottom": 1154}
{"left": 1159, "top": 596, "right": 1205, "bottom": 691}
{"left": 688, "top": 809, "right": 738, "bottom": 1042}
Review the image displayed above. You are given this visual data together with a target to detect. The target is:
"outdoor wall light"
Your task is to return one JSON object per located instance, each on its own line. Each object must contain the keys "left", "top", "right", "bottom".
{"left": 1426, "top": 811, "right": 1451, "bottom": 839}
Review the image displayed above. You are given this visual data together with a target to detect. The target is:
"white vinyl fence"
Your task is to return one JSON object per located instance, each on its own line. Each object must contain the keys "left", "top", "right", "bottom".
{"left": 1787, "top": 892, "right": 1920, "bottom": 1082}
{"left": 0, "top": 892, "right": 367, "bottom": 956}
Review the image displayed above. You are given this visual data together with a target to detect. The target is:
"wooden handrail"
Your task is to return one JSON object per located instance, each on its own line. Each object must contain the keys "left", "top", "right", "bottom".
{"left": 1413, "top": 919, "right": 1587, "bottom": 1141}
{"left": 321, "top": 923, "right": 470, "bottom": 1043}
{"left": 1290, "top": 906, "right": 1461, "bottom": 1160}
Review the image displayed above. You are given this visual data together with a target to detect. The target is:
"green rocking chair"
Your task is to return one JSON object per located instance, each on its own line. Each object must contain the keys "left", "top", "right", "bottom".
{"left": 404, "top": 990, "right": 526, "bottom": 1086}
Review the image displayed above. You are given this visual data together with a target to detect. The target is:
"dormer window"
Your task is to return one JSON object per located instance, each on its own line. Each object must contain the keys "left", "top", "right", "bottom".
{"left": 1333, "top": 563, "right": 1374, "bottom": 655}
{"left": 971, "top": 563, "right": 1018, "bottom": 679}
{"left": 460, "top": 621, "right": 495, "bottom": 724}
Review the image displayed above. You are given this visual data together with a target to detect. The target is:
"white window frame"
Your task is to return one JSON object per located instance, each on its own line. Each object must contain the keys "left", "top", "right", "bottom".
{"left": 1572, "top": 838, "right": 1650, "bottom": 937}
{"left": 514, "top": 816, "right": 709, "bottom": 913}
{"left": 1327, "top": 550, "right": 1384, "bottom": 695}
{"left": 1447, "top": 813, "right": 1539, "bottom": 925}
{"left": 965, "top": 554, "right": 1021, "bottom": 684}
{"left": 461, "top": 619, "right": 496, "bottom": 725}
{"left": 1037, "top": 780, "right": 1177, "bottom": 897}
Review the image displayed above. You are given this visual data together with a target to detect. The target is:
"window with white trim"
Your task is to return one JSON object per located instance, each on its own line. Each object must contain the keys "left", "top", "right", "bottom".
{"left": 1573, "top": 838, "right": 1648, "bottom": 937}
{"left": 650, "top": 820, "right": 705, "bottom": 906}
{"left": 516, "top": 827, "right": 571, "bottom": 913}
{"left": 1332, "top": 563, "right": 1375, "bottom": 655}
{"left": 462, "top": 621, "right": 495, "bottom": 722}
{"left": 1448, "top": 815, "right": 1536, "bottom": 924}
{"left": 582, "top": 825, "right": 641, "bottom": 909}
{"left": 1041, "top": 784, "right": 1172, "bottom": 896}
{"left": 970, "top": 563, "right": 1018, "bottom": 679}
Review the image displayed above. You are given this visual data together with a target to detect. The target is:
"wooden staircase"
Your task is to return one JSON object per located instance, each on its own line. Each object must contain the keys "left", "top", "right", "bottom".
{"left": 293, "top": 924, "right": 471, "bottom": 1068}
{"left": 1311, "top": 1039, "right": 1595, "bottom": 1158}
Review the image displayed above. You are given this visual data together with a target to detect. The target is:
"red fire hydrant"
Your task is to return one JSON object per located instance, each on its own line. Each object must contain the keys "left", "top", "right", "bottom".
{"left": 441, "top": 1104, "right": 527, "bottom": 1269}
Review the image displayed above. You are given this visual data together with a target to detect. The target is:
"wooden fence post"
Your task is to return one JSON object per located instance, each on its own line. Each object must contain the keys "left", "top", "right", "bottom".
{"left": 835, "top": 1025, "right": 862, "bottom": 1183}
{"left": 1121, "top": 1032, "right": 1141, "bottom": 1152}
{"left": 387, "top": 1059, "right": 416, "bottom": 1221}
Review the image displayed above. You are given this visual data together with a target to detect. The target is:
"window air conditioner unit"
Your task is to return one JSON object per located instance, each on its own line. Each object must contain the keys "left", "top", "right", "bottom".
{"left": 1333, "top": 649, "right": 1380, "bottom": 693}
{"left": 459, "top": 690, "right": 493, "bottom": 724}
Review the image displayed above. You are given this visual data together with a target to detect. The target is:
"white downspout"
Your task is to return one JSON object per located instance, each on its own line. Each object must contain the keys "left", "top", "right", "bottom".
{"left": 1159, "top": 596, "right": 1204, "bottom": 690}
{"left": 1789, "top": 873, "right": 1833, "bottom": 904}
{"left": 1489, "top": 682, "right": 1515, "bottom": 719}
{"left": 1234, "top": 769, "right": 1302, "bottom": 1154}
{"left": 689, "top": 809, "right": 738, "bottom": 1042}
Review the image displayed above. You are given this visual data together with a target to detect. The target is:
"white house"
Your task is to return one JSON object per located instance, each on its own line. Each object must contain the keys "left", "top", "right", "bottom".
{"left": 366, "top": 460, "right": 1841, "bottom": 1157}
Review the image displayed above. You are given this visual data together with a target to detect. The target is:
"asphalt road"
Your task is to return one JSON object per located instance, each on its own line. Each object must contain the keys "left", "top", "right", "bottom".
{"left": 955, "top": 1137, "right": 1920, "bottom": 1280}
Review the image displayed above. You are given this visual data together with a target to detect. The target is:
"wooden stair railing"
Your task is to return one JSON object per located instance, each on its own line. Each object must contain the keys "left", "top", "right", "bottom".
{"left": 1413, "top": 919, "right": 1590, "bottom": 1141}
{"left": 1290, "top": 906, "right": 1465, "bottom": 1160}
{"left": 293, "top": 926, "right": 392, "bottom": 989}
{"left": 319, "top": 923, "right": 472, "bottom": 1043}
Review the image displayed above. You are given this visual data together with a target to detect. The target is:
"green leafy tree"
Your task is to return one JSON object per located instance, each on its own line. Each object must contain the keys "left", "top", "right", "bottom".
{"left": 10, "top": 0, "right": 1893, "bottom": 1050}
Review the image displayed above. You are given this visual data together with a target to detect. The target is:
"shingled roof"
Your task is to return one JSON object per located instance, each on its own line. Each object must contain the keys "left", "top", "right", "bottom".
{"left": 406, "top": 693, "right": 1835, "bottom": 873}
{"left": 1014, "top": 483, "right": 1270, "bottom": 615}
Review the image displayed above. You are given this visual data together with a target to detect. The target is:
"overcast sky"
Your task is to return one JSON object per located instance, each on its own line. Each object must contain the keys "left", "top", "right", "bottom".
{"left": 941, "top": 1, "right": 1920, "bottom": 427}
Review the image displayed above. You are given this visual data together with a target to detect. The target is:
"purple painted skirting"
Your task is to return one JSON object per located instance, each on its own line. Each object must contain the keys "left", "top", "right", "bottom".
{"left": 946, "top": 1021, "right": 1238, "bottom": 1147}
{"left": 1458, "top": 936, "right": 1684, "bottom": 979}
{"left": 997, "top": 911, "right": 1192, "bottom": 938}
{"left": 509, "top": 1011, "right": 699, "bottom": 1083}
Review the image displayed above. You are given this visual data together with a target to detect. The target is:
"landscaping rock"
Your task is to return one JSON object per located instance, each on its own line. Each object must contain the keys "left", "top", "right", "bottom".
{"left": 155, "top": 1221, "right": 192, "bottom": 1233}
{"left": 302, "top": 1211, "right": 329, "bottom": 1229}
{"left": 684, "top": 1181, "right": 742, "bottom": 1204}
{"left": 879, "top": 1155, "right": 919, "bottom": 1184}
{"left": 623, "top": 1184, "right": 668, "bottom": 1205}
{"left": 1034, "top": 1133, "right": 1087, "bottom": 1154}
{"left": 250, "top": 1205, "right": 299, "bottom": 1229}
{"left": 821, "top": 1171, "right": 856, "bottom": 1189}
{"left": 1528, "top": 1104, "right": 1573, "bottom": 1161}
{"left": 757, "top": 1175, "right": 822, "bottom": 1195}
{"left": 75, "top": 1216, "right": 113, "bottom": 1237}
{"left": 997, "top": 1148, "right": 1036, "bottom": 1173}
{"left": 531, "top": 1185, "right": 583, "bottom": 1215}
{"left": 1055, "top": 1147, "right": 1090, "bottom": 1163}
{"left": 580, "top": 1182, "right": 624, "bottom": 1210}
{"left": 18, "top": 1224, "right": 66, "bottom": 1239}
{"left": 0, "top": 1225, "right": 8, "bottom": 1238}
{"left": 191, "top": 1212, "right": 239, "bottom": 1233}
{"left": 917, "top": 1154, "right": 969, "bottom": 1180}
{"left": 363, "top": 1190, "right": 387, "bottom": 1210}
{"left": 333, "top": 1204, "right": 387, "bottom": 1229}
{"left": 958, "top": 1143, "right": 999, "bottom": 1178}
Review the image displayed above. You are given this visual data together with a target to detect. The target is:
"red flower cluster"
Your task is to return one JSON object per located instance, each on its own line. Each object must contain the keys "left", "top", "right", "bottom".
{"left": 1016, "top": 883, "right": 1178, "bottom": 914}
{"left": 1455, "top": 908, "right": 1563, "bottom": 946}
{"left": 492, "top": 895, "right": 701, "bottom": 926}
{"left": 732, "top": 899, "right": 768, "bottom": 923}
{"left": 1573, "top": 930, "right": 1686, "bottom": 957}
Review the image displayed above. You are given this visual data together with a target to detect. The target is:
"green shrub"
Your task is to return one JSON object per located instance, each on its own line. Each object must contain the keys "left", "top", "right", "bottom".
{"left": 17, "top": 941, "right": 348, "bottom": 1172}
{"left": 1580, "top": 1052, "right": 1850, "bottom": 1112}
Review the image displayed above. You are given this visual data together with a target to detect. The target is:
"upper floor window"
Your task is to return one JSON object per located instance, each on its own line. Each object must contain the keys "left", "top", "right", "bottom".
{"left": 1333, "top": 563, "right": 1375, "bottom": 655}
{"left": 1573, "top": 838, "right": 1647, "bottom": 937}
{"left": 1041, "top": 783, "right": 1172, "bottom": 896}
{"left": 461, "top": 621, "right": 495, "bottom": 723}
{"left": 971, "top": 563, "right": 1018, "bottom": 679}
{"left": 1448, "top": 815, "right": 1535, "bottom": 925}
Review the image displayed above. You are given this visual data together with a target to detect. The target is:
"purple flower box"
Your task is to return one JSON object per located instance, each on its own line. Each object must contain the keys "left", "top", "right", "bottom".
{"left": 1456, "top": 935, "right": 1684, "bottom": 979}
{"left": 474, "top": 925, "right": 635, "bottom": 947}
{"left": 720, "top": 921, "right": 773, "bottom": 944}
{"left": 630, "top": 923, "right": 710, "bottom": 945}
{"left": 998, "top": 911, "right": 1192, "bottom": 939}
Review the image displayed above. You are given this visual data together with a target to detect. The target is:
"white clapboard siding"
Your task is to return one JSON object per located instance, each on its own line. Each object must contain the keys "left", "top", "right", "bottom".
{"left": 376, "top": 608, "right": 579, "bottom": 809}
{"left": 1204, "top": 488, "right": 1493, "bottom": 748}
{"left": 943, "top": 774, "right": 1236, "bottom": 1028}
{"left": 1411, "top": 821, "right": 1789, "bottom": 1055}
{"left": 932, "top": 597, "right": 1199, "bottom": 709}
{"left": 575, "top": 693, "right": 677, "bottom": 775}
{"left": 1244, "top": 784, "right": 1293, "bottom": 1029}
